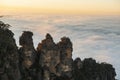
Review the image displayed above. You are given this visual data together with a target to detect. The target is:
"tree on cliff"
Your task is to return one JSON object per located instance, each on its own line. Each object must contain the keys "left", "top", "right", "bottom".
{"left": 0, "top": 21, "right": 11, "bottom": 30}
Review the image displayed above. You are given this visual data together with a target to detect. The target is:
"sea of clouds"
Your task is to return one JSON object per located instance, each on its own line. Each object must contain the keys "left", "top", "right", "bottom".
{"left": 0, "top": 15, "right": 120, "bottom": 79}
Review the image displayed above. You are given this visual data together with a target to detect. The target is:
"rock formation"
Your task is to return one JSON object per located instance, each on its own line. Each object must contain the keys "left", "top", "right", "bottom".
{"left": 56, "top": 37, "right": 73, "bottom": 80}
{"left": 0, "top": 21, "right": 21, "bottom": 80}
{"left": 19, "top": 31, "right": 37, "bottom": 80}
{"left": 37, "top": 35, "right": 73, "bottom": 80}
{"left": 73, "top": 58, "right": 116, "bottom": 80}
{"left": 37, "top": 33, "right": 60, "bottom": 80}
{"left": 0, "top": 21, "right": 117, "bottom": 80}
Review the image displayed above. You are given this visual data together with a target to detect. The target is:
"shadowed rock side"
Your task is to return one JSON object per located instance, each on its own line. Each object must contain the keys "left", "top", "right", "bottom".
{"left": 73, "top": 58, "right": 116, "bottom": 80}
{"left": 0, "top": 21, "right": 116, "bottom": 80}
{"left": 18, "top": 31, "right": 37, "bottom": 80}
{"left": 0, "top": 21, "right": 21, "bottom": 80}
{"left": 56, "top": 37, "right": 73, "bottom": 80}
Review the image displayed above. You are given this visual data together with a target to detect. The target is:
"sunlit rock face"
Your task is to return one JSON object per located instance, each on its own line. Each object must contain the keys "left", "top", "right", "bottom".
{"left": 0, "top": 22, "right": 21, "bottom": 80}
{"left": 37, "top": 34, "right": 74, "bottom": 80}
{"left": 18, "top": 31, "right": 37, "bottom": 80}
{"left": 37, "top": 33, "right": 61, "bottom": 80}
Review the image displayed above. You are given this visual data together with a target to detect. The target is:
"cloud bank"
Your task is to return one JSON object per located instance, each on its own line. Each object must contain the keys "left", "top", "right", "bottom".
{"left": 1, "top": 15, "right": 120, "bottom": 79}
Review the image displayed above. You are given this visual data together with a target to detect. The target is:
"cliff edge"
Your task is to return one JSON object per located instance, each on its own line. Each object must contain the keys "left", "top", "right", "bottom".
{"left": 0, "top": 21, "right": 116, "bottom": 80}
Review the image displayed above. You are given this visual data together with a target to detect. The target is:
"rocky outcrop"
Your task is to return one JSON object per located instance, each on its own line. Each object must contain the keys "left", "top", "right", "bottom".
{"left": 73, "top": 58, "right": 116, "bottom": 80}
{"left": 56, "top": 37, "right": 73, "bottom": 80}
{"left": 0, "top": 21, "right": 116, "bottom": 80}
{"left": 37, "top": 34, "right": 74, "bottom": 80}
{"left": 18, "top": 31, "right": 37, "bottom": 80}
{"left": 37, "top": 33, "right": 60, "bottom": 80}
{"left": 0, "top": 21, "right": 21, "bottom": 80}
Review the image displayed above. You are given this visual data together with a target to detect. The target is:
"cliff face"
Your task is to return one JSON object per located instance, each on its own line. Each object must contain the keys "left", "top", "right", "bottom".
{"left": 37, "top": 34, "right": 73, "bottom": 80}
{"left": 0, "top": 21, "right": 116, "bottom": 80}
{"left": 0, "top": 21, "right": 21, "bottom": 80}
{"left": 56, "top": 37, "right": 73, "bottom": 80}
{"left": 18, "top": 31, "right": 37, "bottom": 80}
{"left": 37, "top": 33, "right": 60, "bottom": 80}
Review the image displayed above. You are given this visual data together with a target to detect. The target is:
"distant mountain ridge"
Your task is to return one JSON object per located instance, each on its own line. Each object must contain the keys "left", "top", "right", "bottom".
{"left": 0, "top": 21, "right": 116, "bottom": 80}
{"left": 0, "top": 16, "right": 3, "bottom": 18}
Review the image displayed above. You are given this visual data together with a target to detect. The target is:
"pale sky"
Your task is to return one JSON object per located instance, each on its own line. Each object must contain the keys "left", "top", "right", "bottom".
{"left": 0, "top": 0, "right": 120, "bottom": 15}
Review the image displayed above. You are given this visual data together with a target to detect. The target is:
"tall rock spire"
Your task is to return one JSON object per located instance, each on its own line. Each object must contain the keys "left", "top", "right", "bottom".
{"left": 37, "top": 33, "right": 60, "bottom": 80}
{"left": 56, "top": 37, "right": 73, "bottom": 80}
{"left": 19, "top": 31, "right": 37, "bottom": 80}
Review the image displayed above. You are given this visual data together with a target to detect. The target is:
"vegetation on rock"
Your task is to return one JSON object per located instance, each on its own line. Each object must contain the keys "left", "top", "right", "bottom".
{"left": 0, "top": 21, "right": 21, "bottom": 80}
